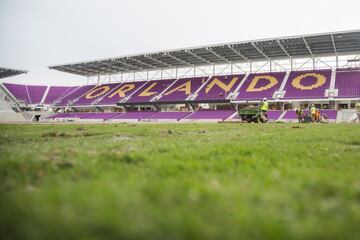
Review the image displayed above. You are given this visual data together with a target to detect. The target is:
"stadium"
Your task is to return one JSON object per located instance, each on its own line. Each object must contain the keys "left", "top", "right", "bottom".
{"left": 1, "top": 1, "right": 360, "bottom": 239}
{"left": 1, "top": 30, "right": 360, "bottom": 122}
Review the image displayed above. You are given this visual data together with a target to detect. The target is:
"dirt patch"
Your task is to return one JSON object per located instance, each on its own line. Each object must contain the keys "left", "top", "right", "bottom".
{"left": 159, "top": 130, "right": 182, "bottom": 136}
{"left": 198, "top": 130, "right": 208, "bottom": 134}
{"left": 41, "top": 132, "right": 71, "bottom": 138}
{"left": 291, "top": 126, "right": 305, "bottom": 129}
{"left": 56, "top": 161, "right": 75, "bottom": 169}
{"left": 76, "top": 127, "right": 86, "bottom": 131}
{"left": 41, "top": 131, "right": 102, "bottom": 138}
{"left": 112, "top": 135, "right": 133, "bottom": 141}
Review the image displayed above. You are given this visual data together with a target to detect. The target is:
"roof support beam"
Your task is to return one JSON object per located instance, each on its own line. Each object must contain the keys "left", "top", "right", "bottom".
{"left": 165, "top": 53, "right": 193, "bottom": 66}
{"left": 186, "top": 50, "right": 212, "bottom": 64}
{"left": 251, "top": 43, "right": 271, "bottom": 60}
{"left": 276, "top": 40, "right": 291, "bottom": 58}
{"left": 129, "top": 57, "right": 155, "bottom": 69}
{"left": 118, "top": 61, "right": 140, "bottom": 71}
{"left": 330, "top": 34, "right": 338, "bottom": 55}
{"left": 62, "top": 66, "right": 93, "bottom": 76}
{"left": 147, "top": 55, "right": 173, "bottom": 68}
{"left": 302, "top": 37, "right": 315, "bottom": 58}
{"left": 101, "top": 62, "right": 130, "bottom": 72}
{"left": 206, "top": 48, "right": 231, "bottom": 63}
{"left": 227, "top": 45, "right": 249, "bottom": 61}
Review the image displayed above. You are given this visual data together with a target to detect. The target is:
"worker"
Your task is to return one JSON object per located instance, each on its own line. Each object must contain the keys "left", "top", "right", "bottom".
{"left": 355, "top": 99, "right": 360, "bottom": 122}
{"left": 310, "top": 104, "right": 316, "bottom": 122}
{"left": 259, "top": 97, "right": 269, "bottom": 122}
{"left": 315, "top": 108, "right": 321, "bottom": 122}
{"left": 296, "top": 106, "right": 304, "bottom": 123}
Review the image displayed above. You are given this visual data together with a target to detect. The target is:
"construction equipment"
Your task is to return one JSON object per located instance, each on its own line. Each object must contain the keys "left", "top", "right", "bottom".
{"left": 238, "top": 108, "right": 267, "bottom": 123}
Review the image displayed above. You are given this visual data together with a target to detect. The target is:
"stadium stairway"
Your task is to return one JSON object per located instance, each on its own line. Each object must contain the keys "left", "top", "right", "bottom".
{"left": 0, "top": 97, "right": 27, "bottom": 122}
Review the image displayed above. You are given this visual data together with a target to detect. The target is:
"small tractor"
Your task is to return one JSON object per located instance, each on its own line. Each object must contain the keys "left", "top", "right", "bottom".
{"left": 238, "top": 108, "right": 267, "bottom": 123}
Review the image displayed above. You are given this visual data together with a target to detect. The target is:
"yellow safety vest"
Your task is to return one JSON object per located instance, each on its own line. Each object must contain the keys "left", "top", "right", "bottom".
{"left": 260, "top": 101, "right": 269, "bottom": 111}
{"left": 356, "top": 102, "right": 360, "bottom": 111}
{"left": 310, "top": 107, "right": 316, "bottom": 114}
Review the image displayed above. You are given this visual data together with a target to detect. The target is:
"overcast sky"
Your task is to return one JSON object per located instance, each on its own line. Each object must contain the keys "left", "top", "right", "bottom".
{"left": 0, "top": 0, "right": 359, "bottom": 85}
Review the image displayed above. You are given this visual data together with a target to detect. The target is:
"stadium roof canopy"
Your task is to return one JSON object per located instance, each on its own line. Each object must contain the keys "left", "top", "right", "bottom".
{"left": 49, "top": 30, "right": 360, "bottom": 77}
{"left": 0, "top": 67, "right": 27, "bottom": 79}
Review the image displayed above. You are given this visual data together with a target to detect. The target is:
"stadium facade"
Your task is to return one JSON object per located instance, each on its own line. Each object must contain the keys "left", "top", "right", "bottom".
{"left": 0, "top": 30, "right": 360, "bottom": 122}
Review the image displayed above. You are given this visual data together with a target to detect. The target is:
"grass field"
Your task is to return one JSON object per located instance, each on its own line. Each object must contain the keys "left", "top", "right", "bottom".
{"left": 0, "top": 123, "right": 360, "bottom": 239}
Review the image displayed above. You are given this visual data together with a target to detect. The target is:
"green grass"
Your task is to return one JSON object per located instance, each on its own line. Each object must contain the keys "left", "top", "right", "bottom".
{"left": 0, "top": 123, "right": 360, "bottom": 240}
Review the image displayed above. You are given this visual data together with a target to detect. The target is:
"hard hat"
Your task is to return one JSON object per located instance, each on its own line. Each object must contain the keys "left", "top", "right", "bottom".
{"left": 263, "top": 97, "right": 267, "bottom": 101}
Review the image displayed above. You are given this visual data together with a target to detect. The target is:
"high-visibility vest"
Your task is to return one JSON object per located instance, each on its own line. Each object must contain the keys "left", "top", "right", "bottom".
{"left": 356, "top": 102, "right": 360, "bottom": 110}
{"left": 260, "top": 101, "right": 269, "bottom": 111}
{"left": 310, "top": 107, "right": 316, "bottom": 114}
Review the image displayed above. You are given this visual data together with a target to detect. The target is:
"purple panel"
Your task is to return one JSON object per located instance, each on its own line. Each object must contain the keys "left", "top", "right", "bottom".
{"left": 27, "top": 85, "right": 47, "bottom": 104}
{"left": 158, "top": 77, "right": 207, "bottom": 102}
{"left": 145, "top": 111, "right": 192, "bottom": 120}
{"left": 236, "top": 72, "right": 286, "bottom": 100}
{"left": 72, "top": 83, "right": 122, "bottom": 106}
{"left": 47, "top": 113, "right": 70, "bottom": 119}
{"left": 282, "top": 111, "right": 298, "bottom": 119}
{"left": 185, "top": 110, "right": 236, "bottom": 120}
{"left": 283, "top": 70, "right": 331, "bottom": 99}
{"left": 196, "top": 74, "right": 245, "bottom": 101}
{"left": 55, "top": 85, "right": 96, "bottom": 106}
{"left": 267, "top": 110, "right": 283, "bottom": 120}
{"left": 67, "top": 113, "right": 93, "bottom": 118}
{"left": 80, "top": 112, "right": 123, "bottom": 120}
{"left": 127, "top": 79, "right": 175, "bottom": 103}
{"left": 335, "top": 69, "right": 360, "bottom": 98}
{"left": 44, "top": 86, "right": 76, "bottom": 104}
{"left": 282, "top": 110, "right": 337, "bottom": 120}
{"left": 2, "top": 83, "right": 30, "bottom": 103}
{"left": 97, "top": 81, "right": 147, "bottom": 106}
{"left": 110, "top": 111, "right": 157, "bottom": 120}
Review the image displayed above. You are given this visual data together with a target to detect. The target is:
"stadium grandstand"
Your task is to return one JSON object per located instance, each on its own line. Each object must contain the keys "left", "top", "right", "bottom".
{"left": 1, "top": 30, "right": 360, "bottom": 123}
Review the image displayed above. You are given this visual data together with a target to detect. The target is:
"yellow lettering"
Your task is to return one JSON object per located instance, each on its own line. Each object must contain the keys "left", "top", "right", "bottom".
{"left": 164, "top": 81, "right": 191, "bottom": 96}
{"left": 108, "top": 84, "right": 135, "bottom": 98}
{"left": 291, "top": 73, "right": 326, "bottom": 90}
{"left": 205, "top": 77, "right": 239, "bottom": 93}
{"left": 85, "top": 86, "right": 110, "bottom": 99}
{"left": 138, "top": 82, "right": 158, "bottom": 97}
{"left": 246, "top": 75, "right": 278, "bottom": 92}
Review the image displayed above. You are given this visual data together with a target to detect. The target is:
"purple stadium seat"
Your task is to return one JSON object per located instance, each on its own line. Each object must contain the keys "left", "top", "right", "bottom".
{"left": 126, "top": 79, "right": 175, "bottom": 103}
{"left": 2, "top": 83, "right": 30, "bottom": 104}
{"left": 108, "top": 111, "right": 157, "bottom": 120}
{"left": 79, "top": 112, "right": 123, "bottom": 120}
{"left": 195, "top": 74, "right": 245, "bottom": 102}
{"left": 145, "top": 111, "right": 192, "bottom": 121}
{"left": 27, "top": 85, "right": 47, "bottom": 104}
{"left": 44, "top": 86, "right": 77, "bottom": 104}
{"left": 96, "top": 81, "right": 147, "bottom": 106}
{"left": 184, "top": 110, "right": 236, "bottom": 121}
{"left": 267, "top": 110, "right": 283, "bottom": 121}
{"left": 283, "top": 69, "right": 332, "bottom": 99}
{"left": 281, "top": 110, "right": 298, "bottom": 120}
{"left": 236, "top": 72, "right": 287, "bottom": 101}
{"left": 55, "top": 85, "right": 96, "bottom": 106}
{"left": 335, "top": 69, "right": 360, "bottom": 98}
{"left": 158, "top": 77, "right": 207, "bottom": 103}
{"left": 72, "top": 83, "right": 122, "bottom": 106}
{"left": 47, "top": 113, "right": 71, "bottom": 119}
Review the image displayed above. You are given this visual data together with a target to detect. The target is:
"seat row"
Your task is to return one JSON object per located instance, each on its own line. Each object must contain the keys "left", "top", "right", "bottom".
{"left": 2, "top": 68, "right": 359, "bottom": 106}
